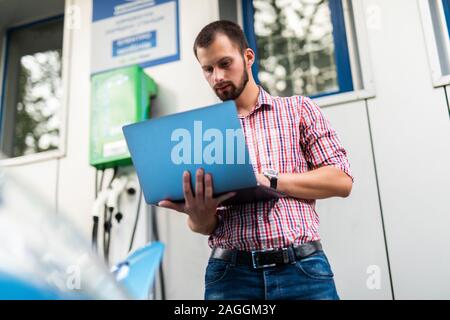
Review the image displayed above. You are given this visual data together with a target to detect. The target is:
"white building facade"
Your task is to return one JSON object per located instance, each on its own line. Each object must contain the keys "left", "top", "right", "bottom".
{"left": 1, "top": 0, "right": 449, "bottom": 299}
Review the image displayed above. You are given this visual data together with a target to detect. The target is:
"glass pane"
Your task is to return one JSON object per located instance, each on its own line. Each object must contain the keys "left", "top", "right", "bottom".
{"left": 253, "top": 0, "right": 339, "bottom": 96}
{"left": 1, "top": 18, "right": 63, "bottom": 159}
{"left": 14, "top": 50, "right": 62, "bottom": 157}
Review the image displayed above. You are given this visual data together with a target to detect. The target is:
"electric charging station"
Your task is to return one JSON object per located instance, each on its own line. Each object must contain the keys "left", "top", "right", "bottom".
{"left": 89, "top": 64, "right": 166, "bottom": 299}
{"left": 89, "top": 65, "right": 158, "bottom": 169}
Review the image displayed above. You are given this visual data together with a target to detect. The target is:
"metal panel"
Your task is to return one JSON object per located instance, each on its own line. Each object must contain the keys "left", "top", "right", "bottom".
{"left": 318, "top": 100, "right": 393, "bottom": 300}
{"left": 363, "top": 0, "right": 450, "bottom": 299}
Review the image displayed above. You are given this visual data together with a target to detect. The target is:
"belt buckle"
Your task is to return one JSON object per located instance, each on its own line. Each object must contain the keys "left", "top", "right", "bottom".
{"left": 281, "top": 247, "right": 290, "bottom": 263}
{"left": 251, "top": 248, "right": 276, "bottom": 269}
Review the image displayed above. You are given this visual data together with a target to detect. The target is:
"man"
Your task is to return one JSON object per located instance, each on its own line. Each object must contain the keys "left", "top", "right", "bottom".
{"left": 159, "top": 20, "right": 354, "bottom": 300}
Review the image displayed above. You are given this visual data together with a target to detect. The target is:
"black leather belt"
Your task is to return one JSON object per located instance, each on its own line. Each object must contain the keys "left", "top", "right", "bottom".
{"left": 210, "top": 241, "right": 323, "bottom": 269}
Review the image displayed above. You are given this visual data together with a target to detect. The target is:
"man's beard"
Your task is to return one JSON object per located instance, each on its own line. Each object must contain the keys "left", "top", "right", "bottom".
{"left": 214, "top": 68, "right": 249, "bottom": 101}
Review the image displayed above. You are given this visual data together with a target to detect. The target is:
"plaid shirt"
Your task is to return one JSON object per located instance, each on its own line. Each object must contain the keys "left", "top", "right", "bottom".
{"left": 208, "top": 86, "right": 353, "bottom": 251}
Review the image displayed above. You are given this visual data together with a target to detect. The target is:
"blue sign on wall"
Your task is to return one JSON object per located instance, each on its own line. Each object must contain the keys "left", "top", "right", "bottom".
{"left": 112, "top": 31, "right": 157, "bottom": 57}
{"left": 91, "top": 0, "right": 179, "bottom": 74}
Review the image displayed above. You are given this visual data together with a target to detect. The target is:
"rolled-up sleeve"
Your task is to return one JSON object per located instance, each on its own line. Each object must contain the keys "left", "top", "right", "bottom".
{"left": 299, "top": 97, "right": 354, "bottom": 182}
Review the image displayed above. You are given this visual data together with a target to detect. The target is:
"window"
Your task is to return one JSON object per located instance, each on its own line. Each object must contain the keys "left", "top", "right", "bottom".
{"left": 420, "top": 0, "right": 450, "bottom": 86}
{"left": 444, "top": 0, "right": 450, "bottom": 38}
{"left": 242, "top": 0, "right": 353, "bottom": 98}
{"left": 0, "top": 16, "right": 64, "bottom": 159}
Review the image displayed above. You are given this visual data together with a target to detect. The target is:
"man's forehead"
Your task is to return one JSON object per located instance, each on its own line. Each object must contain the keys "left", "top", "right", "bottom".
{"left": 197, "top": 34, "right": 241, "bottom": 65}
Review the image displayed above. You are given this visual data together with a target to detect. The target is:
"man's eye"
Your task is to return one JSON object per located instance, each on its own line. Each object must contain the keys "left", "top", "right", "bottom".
{"left": 205, "top": 68, "right": 213, "bottom": 73}
{"left": 221, "top": 61, "right": 230, "bottom": 68}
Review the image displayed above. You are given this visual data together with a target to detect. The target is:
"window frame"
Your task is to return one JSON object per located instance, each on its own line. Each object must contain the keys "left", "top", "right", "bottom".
{"left": 419, "top": 0, "right": 450, "bottom": 87}
{"left": 0, "top": 6, "right": 71, "bottom": 167}
{"left": 240, "top": 0, "right": 375, "bottom": 104}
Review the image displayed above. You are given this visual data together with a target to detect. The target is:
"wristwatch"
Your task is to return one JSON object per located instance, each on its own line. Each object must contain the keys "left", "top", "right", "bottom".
{"left": 263, "top": 169, "right": 278, "bottom": 189}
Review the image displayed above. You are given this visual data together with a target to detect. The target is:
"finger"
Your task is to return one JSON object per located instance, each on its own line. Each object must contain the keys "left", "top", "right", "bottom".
{"left": 158, "top": 200, "right": 185, "bottom": 213}
{"left": 204, "top": 173, "right": 213, "bottom": 201}
{"left": 216, "top": 192, "right": 237, "bottom": 205}
{"left": 182, "top": 171, "right": 195, "bottom": 204}
{"left": 195, "top": 168, "right": 204, "bottom": 200}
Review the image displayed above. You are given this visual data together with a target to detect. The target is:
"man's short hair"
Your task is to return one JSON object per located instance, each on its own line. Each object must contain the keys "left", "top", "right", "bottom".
{"left": 193, "top": 20, "right": 249, "bottom": 58}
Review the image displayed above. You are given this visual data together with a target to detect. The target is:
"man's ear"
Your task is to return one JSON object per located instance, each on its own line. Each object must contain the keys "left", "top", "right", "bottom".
{"left": 244, "top": 48, "right": 255, "bottom": 68}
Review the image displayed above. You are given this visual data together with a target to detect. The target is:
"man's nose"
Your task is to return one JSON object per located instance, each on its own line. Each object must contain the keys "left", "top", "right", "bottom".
{"left": 212, "top": 68, "right": 225, "bottom": 84}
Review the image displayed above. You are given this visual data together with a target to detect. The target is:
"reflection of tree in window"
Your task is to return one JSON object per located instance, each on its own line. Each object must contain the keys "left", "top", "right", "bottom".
{"left": 14, "top": 50, "right": 62, "bottom": 157}
{"left": 253, "top": 0, "right": 338, "bottom": 97}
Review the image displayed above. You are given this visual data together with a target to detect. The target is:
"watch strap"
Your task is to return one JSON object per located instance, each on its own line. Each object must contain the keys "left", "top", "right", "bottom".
{"left": 270, "top": 177, "right": 277, "bottom": 189}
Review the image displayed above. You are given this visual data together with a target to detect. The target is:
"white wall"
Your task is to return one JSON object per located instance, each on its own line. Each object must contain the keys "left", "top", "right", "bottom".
{"left": 318, "top": 100, "right": 393, "bottom": 299}
{"left": 1, "top": 0, "right": 450, "bottom": 300}
{"left": 359, "top": 0, "right": 450, "bottom": 299}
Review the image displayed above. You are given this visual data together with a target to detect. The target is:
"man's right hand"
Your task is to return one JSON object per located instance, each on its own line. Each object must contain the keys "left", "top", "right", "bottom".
{"left": 158, "top": 169, "right": 236, "bottom": 235}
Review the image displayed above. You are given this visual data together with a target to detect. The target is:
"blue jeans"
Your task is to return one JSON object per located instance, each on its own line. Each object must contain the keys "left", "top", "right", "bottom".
{"left": 204, "top": 250, "right": 339, "bottom": 300}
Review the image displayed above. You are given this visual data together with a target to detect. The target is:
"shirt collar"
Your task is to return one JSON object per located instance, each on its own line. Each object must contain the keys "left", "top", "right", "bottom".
{"left": 238, "top": 86, "right": 273, "bottom": 119}
{"left": 255, "top": 85, "right": 273, "bottom": 111}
